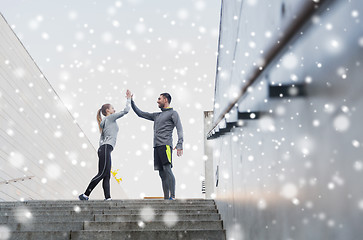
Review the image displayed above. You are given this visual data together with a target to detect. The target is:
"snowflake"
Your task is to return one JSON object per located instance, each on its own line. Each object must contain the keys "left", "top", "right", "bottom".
{"left": 163, "top": 211, "right": 179, "bottom": 227}
{"left": 140, "top": 206, "right": 155, "bottom": 222}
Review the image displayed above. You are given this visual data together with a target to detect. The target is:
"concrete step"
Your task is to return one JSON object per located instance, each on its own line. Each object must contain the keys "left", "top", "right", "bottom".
{"left": 4, "top": 220, "right": 223, "bottom": 231}
{"left": 0, "top": 204, "right": 216, "bottom": 211}
{"left": 0, "top": 199, "right": 215, "bottom": 206}
{"left": 8, "top": 230, "right": 226, "bottom": 240}
{"left": 5, "top": 231, "right": 70, "bottom": 240}
{"left": 0, "top": 203, "right": 216, "bottom": 209}
{"left": 5, "top": 222, "right": 84, "bottom": 231}
{"left": 0, "top": 213, "right": 221, "bottom": 223}
{"left": 83, "top": 220, "right": 223, "bottom": 231}
{"left": 72, "top": 230, "right": 227, "bottom": 240}
{"left": 0, "top": 199, "right": 226, "bottom": 239}
{"left": 0, "top": 214, "right": 95, "bottom": 223}
{"left": 94, "top": 213, "right": 221, "bottom": 222}
{"left": 0, "top": 209, "right": 218, "bottom": 217}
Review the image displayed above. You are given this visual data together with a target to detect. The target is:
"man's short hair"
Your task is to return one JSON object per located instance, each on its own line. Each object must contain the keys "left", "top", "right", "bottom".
{"left": 160, "top": 93, "right": 172, "bottom": 104}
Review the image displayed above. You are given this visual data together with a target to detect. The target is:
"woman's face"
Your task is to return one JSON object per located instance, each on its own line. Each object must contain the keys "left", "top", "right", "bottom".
{"left": 106, "top": 105, "right": 115, "bottom": 115}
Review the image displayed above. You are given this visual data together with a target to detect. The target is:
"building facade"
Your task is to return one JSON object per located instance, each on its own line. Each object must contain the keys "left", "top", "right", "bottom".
{"left": 206, "top": 0, "right": 363, "bottom": 239}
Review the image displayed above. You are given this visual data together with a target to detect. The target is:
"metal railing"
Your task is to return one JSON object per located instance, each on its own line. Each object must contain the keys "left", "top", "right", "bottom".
{"left": 0, "top": 176, "right": 35, "bottom": 185}
{"left": 208, "top": 0, "right": 336, "bottom": 137}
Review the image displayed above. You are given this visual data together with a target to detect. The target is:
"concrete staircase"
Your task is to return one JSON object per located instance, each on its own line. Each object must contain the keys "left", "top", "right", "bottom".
{"left": 0, "top": 199, "right": 226, "bottom": 240}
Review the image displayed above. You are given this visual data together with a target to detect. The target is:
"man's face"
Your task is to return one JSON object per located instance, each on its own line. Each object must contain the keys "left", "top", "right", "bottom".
{"left": 157, "top": 95, "right": 167, "bottom": 108}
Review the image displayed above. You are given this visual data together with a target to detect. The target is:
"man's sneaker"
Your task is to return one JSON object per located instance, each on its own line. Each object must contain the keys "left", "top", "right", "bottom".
{"left": 169, "top": 197, "right": 175, "bottom": 200}
{"left": 105, "top": 198, "right": 112, "bottom": 201}
{"left": 78, "top": 194, "right": 89, "bottom": 201}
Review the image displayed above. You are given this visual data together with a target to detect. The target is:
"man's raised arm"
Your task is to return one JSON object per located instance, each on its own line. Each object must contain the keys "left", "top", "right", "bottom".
{"left": 131, "top": 99, "right": 155, "bottom": 121}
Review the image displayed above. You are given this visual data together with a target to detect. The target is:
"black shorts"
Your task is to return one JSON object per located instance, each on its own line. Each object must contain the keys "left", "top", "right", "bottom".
{"left": 154, "top": 145, "right": 172, "bottom": 170}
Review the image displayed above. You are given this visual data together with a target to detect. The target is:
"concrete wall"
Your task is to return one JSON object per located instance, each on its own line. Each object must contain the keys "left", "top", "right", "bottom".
{"left": 0, "top": 14, "right": 127, "bottom": 200}
{"left": 207, "top": 0, "right": 363, "bottom": 239}
{"left": 203, "top": 111, "right": 215, "bottom": 199}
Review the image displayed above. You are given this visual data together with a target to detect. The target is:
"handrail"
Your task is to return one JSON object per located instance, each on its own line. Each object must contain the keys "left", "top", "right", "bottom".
{"left": 208, "top": 0, "right": 335, "bottom": 136}
{"left": 0, "top": 176, "right": 35, "bottom": 185}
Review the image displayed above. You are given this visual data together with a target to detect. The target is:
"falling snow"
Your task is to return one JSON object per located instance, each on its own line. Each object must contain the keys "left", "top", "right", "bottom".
{"left": 162, "top": 211, "right": 179, "bottom": 227}
{"left": 13, "top": 206, "right": 33, "bottom": 224}
{"left": 0, "top": 225, "right": 11, "bottom": 240}
{"left": 140, "top": 206, "right": 155, "bottom": 222}
{"left": 0, "top": 1, "right": 363, "bottom": 239}
{"left": 280, "top": 183, "right": 298, "bottom": 199}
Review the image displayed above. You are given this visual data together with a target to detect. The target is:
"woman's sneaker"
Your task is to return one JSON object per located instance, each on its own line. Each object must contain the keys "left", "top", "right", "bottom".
{"left": 78, "top": 194, "right": 89, "bottom": 201}
{"left": 105, "top": 198, "right": 112, "bottom": 201}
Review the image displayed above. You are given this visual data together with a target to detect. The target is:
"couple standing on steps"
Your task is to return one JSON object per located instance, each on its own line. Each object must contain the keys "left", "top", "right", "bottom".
{"left": 78, "top": 90, "right": 184, "bottom": 201}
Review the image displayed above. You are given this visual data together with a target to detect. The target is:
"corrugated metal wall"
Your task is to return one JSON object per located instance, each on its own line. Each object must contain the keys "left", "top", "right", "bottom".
{"left": 207, "top": 0, "right": 363, "bottom": 239}
{"left": 0, "top": 14, "right": 127, "bottom": 200}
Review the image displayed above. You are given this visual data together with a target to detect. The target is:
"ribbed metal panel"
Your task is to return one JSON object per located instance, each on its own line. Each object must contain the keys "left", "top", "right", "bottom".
{"left": 0, "top": 14, "right": 127, "bottom": 200}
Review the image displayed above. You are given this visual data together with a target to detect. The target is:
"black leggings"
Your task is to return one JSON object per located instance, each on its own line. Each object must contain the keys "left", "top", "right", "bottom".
{"left": 85, "top": 144, "right": 113, "bottom": 199}
{"left": 159, "top": 164, "right": 176, "bottom": 199}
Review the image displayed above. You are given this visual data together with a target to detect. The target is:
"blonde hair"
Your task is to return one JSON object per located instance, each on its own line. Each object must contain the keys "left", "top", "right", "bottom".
{"left": 97, "top": 104, "right": 111, "bottom": 133}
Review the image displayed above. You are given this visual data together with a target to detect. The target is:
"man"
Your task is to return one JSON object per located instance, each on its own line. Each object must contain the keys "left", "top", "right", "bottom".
{"left": 131, "top": 93, "right": 183, "bottom": 200}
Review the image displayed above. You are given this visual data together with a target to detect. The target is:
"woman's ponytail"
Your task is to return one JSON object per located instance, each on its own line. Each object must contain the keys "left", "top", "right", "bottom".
{"left": 97, "top": 104, "right": 111, "bottom": 133}
{"left": 97, "top": 109, "right": 103, "bottom": 133}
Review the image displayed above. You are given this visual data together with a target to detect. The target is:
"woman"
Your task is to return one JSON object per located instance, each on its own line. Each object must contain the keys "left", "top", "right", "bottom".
{"left": 79, "top": 89, "right": 132, "bottom": 201}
